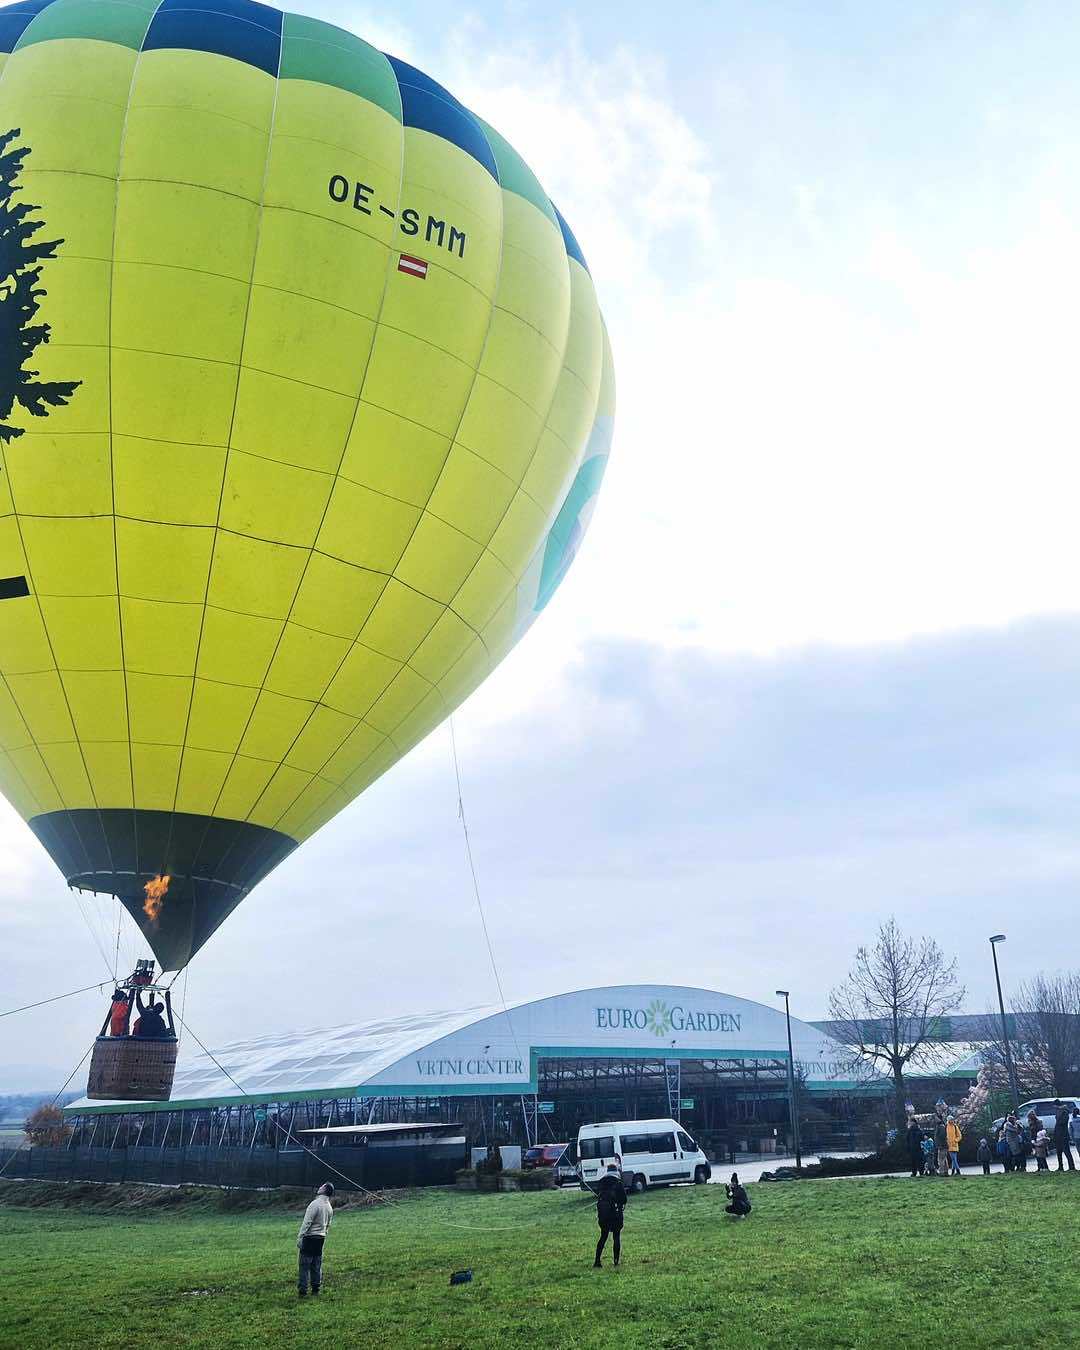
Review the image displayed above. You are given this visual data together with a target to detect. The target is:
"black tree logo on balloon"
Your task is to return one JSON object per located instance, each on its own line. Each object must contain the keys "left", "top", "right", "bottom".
{"left": 0, "top": 128, "right": 80, "bottom": 445}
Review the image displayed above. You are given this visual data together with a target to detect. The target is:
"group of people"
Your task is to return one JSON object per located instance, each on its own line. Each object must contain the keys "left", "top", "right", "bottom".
{"left": 986, "top": 1104, "right": 1079, "bottom": 1173}
{"left": 907, "top": 1112, "right": 965, "bottom": 1176}
{"left": 293, "top": 1161, "right": 753, "bottom": 1292}
{"left": 106, "top": 985, "right": 174, "bottom": 1040}
{"left": 906, "top": 1101, "right": 1080, "bottom": 1176}
{"left": 588, "top": 1161, "right": 751, "bottom": 1271}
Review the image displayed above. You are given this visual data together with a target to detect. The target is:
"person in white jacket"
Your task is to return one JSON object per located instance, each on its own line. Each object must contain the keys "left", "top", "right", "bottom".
{"left": 297, "top": 1182, "right": 334, "bottom": 1297}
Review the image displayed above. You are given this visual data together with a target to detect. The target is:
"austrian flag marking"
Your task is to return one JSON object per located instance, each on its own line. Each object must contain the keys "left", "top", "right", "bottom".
{"left": 398, "top": 253, "right": 428, "bottom": 279}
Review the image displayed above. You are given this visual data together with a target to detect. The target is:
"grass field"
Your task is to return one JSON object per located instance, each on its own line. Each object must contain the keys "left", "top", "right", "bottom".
{"left": 1, "top": 1172, "right": 1078, "bottom": 1349}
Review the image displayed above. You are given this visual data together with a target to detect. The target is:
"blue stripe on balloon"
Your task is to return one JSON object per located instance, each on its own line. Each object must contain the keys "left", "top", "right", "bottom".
{"left": 0, "top": 0, "right": 55, "bottom": 53}
{"left": 385, "top": 53, "right": 498, "bottom": 182}
{"left": 144, "top": 0, "right": 282, "bottom": 76}
{"left": 552, "top": 203, "right": 589, "bottom": 274}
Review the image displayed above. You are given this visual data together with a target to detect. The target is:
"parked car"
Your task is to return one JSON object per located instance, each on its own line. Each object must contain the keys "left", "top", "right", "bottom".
{"left": 992, "top": 1097, "right": 1080, "bottom": 1138}
{"left": 577, "top": 1117, "right": 711, "bottom": 1192}
{"left": 522, "top": 1143, "right": 569, "bottom": 1169}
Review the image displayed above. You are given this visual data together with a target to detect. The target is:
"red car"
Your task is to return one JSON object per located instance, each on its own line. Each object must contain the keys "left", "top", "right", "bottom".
{"left": 522, "top": 1144, "right": 568, "bottom": 1169}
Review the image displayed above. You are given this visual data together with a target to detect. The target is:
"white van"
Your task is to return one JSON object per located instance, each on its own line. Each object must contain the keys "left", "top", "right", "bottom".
{"left": 577, "top": 1117, "right": 711, "bottom": 1192}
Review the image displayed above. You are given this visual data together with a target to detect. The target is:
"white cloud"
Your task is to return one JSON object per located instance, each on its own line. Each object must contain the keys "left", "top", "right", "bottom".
{"left": 7, "top": 8, "right": 1080, "bottom": 1084}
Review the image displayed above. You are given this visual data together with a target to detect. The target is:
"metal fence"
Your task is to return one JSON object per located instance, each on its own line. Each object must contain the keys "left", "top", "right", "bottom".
{"left": 0, "top": 1140, "right": 466, "bottom": 1191}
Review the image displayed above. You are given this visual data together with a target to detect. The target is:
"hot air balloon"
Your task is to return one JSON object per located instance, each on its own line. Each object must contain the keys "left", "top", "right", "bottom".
{"left": 0, "top": 0, "right": 614, "bottom": 976}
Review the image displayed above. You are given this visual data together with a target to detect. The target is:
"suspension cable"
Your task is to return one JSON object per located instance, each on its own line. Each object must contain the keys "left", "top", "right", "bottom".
{"left": 449, "top": 717, "right": 522, "bottom": 1063}
{"left": 172, "top": 1007, "right": 595, "bottom": 1232}
{"left": 0, "top": 981, "right": 112, "bottom": 1019}
{"left": 0, "top": 1038, "right": 97, "bottom": 1181}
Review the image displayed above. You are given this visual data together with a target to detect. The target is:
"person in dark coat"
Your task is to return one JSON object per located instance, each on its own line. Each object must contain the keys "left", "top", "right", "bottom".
{"left": 907, "top": 1119, "right": 924, "bottom": 1177}
{"left": 934, "top": 1118, "right": 949, "bottom": 1175}
{"left": 1052, "top": 1100, "right": 1075, "bottom": 1171}
{"left": 132, "top": 991, "right": 169, "bottom": 1038}
{"left": 725, "top": 1173, "right": 751, "bottom": 1216}
{"left": 1004, "top": 1113, "right": 1026, "bottom": 1172}
{"left": 977, "top": 1137, "right": 993, "bottom": 1175}
{"left": 593, "top": 1163, "right": 627, "bottom": 1268}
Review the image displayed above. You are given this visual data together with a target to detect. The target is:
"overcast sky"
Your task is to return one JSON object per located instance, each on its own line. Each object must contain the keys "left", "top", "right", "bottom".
{"left": 5, "top": 2, "right": 1080, "bottom": 1088}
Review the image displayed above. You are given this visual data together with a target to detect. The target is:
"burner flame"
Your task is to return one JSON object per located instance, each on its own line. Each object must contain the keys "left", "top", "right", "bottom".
{"left": 143, "top": 874, "right": 170, "bottom": 924}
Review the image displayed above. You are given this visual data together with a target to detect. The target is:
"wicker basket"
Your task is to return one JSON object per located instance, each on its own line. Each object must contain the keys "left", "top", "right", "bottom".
{"left": 86, "top": 1036, "right": 178, "bottom": 1101}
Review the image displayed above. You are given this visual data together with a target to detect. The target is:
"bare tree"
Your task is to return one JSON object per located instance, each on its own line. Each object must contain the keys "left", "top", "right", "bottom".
{"left": 974, "top": 1012, "right": 1049, "bottom": 1102}
{"left": 978, "top": 971, "right": 1080, "bottom": 1098}
{"left": 1018, "top": 972, "right": 1080, "bottom": 1097}
{"left": 828, "top": 918, "right": 966, "bottom": 1130}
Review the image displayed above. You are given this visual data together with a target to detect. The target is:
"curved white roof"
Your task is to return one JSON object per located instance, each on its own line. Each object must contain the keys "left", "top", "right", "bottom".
{"left": 69, "top": 984, "right": 861, "bottom": 1113}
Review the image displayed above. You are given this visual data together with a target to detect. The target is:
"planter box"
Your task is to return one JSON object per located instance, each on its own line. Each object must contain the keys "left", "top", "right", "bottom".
{"left": 498, "top": 1176, "right": 520, "bottom": 1191}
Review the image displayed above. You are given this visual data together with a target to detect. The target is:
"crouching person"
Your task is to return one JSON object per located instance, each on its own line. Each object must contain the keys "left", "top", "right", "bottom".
{"left": 725, "top": 1173, "right": 751, "bottom": 1217}
{"left": 297, "top": 1182, "right": 334, "bottom": 1297}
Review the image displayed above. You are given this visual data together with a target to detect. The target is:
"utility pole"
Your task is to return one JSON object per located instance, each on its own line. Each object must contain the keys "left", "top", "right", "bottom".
{"left": 989, "top": 935, "right": 1020, "bottom": 1111}
{"left": 776, "top": 990, "right": 802, "bottom": 1170}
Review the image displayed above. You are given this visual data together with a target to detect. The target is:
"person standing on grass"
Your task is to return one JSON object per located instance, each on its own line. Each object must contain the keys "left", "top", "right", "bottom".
{"left": 935, "top": 1117, "right": 949, "bottom": 1175}
{"left": 977, "top": 1137, "right": 992, "bottom": 1175}
{"left": 593, "top": 1162, "right": 627, "bottom": 1269}
{"left": 921, "top": 1132, "right": 936, "bottom": 1177}
{"left": 907, "top": 1118, "right": 924, "bottom": 1177}
{"left": 1070, "top": 1108, "right": 1080, "bottom": 1154}
{"left": 1034, "top": 1129, "right": 1050, "bottom": 1171}
{"left": 1004, "top": 1114, "right": 1025, "bottom": 1173}
{"left": 995, "top": 1125, "right": 1011, "bottom": 1173}
{"left": 945, "top": 1116, "right": 962, "bottom": 1175}
{"left": 297, "top": 1182, "right": 334, "bottom": 1297}
{"left": 1052, "top": 1101, "right": 1075, "bottom": 1172}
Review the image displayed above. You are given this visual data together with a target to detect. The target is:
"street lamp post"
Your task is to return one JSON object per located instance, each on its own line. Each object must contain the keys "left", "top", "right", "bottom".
{"left": 989, "top": 935, "right": 1020, "bottom": 1111}
{"left": 776, "top": 990, "right": 802, "bottom": 1170}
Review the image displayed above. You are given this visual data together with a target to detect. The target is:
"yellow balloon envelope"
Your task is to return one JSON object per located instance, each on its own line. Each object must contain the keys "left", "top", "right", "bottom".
{"left": 0, "top": 0, "right": 614, "bottom": 970}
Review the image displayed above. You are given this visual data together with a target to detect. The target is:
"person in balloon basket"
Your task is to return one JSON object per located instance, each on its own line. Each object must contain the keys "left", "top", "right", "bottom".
{"left": 131, "top": 989, "right": 171, "bottom": 1039}
{"left": 108, "top": 988, "right": 132, "bottom": 1037}
{"left": 725, "top": 1173, "right": 751, "bottom": 1217}
{"left": 593, "top": 1163, "right": 627, "bottom": 1268}
{"left": 297, "top": 1183, "right": 334, "bottom": 1296}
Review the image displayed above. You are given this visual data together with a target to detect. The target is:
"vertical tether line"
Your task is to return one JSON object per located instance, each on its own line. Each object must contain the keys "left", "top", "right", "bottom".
{"left": 449, "top": 716, "right": 521, "bottom": 1063}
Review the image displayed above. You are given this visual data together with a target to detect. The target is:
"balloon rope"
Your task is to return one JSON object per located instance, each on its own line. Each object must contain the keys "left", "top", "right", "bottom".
{"left": 170, "top": 1010, "right": 592, "bottom": 1232}
{"left": 112, "top": 901, "right": 123, "bottom": 984}
{"left": 0, "top": 980, "right": 112, "bottom": 1019}
{"left": 176, "top": 967, "right": 190, "bottom": 1045}
{"left": 0, "top": 1038, "right": 97, "bottom": 1181}
{"left": 71, "top": 889, "right": 114, "bottom": 981}
{"left": 448, "top": 718, "right": 522, "bottom": 1062}
{"left": 170, "top": 1008, "right": 387, "bottom": 1203}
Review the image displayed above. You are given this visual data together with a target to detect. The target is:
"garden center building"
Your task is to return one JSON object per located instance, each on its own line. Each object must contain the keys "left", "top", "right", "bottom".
{"left": 64, "top": 984, "right": 886, "bottom": 1157}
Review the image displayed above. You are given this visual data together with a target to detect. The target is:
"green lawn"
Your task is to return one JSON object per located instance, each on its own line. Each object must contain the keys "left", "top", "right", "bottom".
{"left": 1, "top": 1173, "right": 1077, "bottom": 1349}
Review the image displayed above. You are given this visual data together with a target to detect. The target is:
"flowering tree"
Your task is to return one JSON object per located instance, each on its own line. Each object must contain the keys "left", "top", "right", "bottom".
{"left": 955, "top": 1062, "right": 1011, "bottom": 1131}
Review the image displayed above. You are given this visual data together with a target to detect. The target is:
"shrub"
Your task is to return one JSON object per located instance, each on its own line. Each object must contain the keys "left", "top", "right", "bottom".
{"left": 23, "top": 1104, "right": 70, "bottom": 1147}
{"left": 501, "top": 1168, "right": 555, "bottom": 1190}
